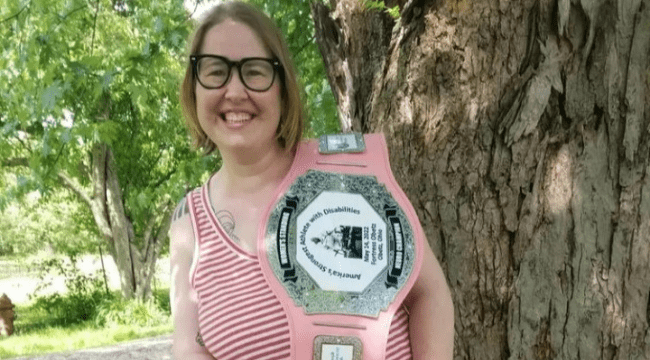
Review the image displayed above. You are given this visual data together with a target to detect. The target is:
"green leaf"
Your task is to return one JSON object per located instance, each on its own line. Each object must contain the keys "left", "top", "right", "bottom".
{"left": 81, "top": 55, "right": 103, "bottom": 68}
{"left": 41, "top": 80, "right": 64, "bottom": 111}
{"left": 387, "top": 6, "right": 400, "bottom": 19}
{"left": 364, "top": 0, "right": 386, "bottom": 11}
{"left": 61, "top": 127, "right": 73, "bottom": 144}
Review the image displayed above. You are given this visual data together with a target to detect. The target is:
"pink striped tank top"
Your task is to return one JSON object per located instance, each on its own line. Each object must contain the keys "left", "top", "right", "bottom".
{"left": 188, "top": 183, "right": 413, "bottom": 360}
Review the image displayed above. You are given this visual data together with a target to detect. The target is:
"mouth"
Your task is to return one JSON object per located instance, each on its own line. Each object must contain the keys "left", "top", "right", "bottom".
{"left": 221, "top": 112, "right": 254, "bottom": 125}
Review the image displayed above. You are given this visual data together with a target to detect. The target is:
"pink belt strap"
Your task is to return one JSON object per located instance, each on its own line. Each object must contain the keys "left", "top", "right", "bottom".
{"left": 258, "top": 133, "right": 425, "bottom": 360}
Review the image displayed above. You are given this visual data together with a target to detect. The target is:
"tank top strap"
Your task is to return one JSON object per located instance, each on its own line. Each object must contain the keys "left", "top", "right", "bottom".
{"left": 187, "top": 186, "right": 208, "bottom": 244}
{"left": 187, "top": 186, "right": 208, "bottom": 289}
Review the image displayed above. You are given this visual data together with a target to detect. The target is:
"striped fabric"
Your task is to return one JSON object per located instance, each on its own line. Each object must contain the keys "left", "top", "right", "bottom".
{"left": 189, "top": 185, "right": 413, "bottom": 360}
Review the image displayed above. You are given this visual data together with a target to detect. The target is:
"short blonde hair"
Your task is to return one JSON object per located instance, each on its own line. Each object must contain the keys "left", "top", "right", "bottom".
{"left": 180, "top": 1, "right": 304, "bottom": 154}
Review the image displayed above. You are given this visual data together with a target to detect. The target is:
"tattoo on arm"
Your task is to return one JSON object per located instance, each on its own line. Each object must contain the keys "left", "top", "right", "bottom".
{"left": 173, "top": 197, "right": 189, "bottom": 221}
{"left": 196, "top": 331, "right": 205, "bottom": 347}
{"left": 216, "top": 210, "right": 240, "bottom": 242}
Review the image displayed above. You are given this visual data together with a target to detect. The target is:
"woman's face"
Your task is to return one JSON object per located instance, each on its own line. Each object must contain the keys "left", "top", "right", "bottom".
{"left": 195, "top": 20, "right": 282, "bottom": 154}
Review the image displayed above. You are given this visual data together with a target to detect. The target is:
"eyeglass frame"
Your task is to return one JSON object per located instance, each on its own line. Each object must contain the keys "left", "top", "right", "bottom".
{"left": 190, "top": 54, "right": 283, "bottom": 92}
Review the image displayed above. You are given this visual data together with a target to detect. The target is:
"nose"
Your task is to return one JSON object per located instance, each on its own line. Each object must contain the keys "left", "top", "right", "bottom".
{"left": 223, "top": 68, "right": 248, "bottom": 100}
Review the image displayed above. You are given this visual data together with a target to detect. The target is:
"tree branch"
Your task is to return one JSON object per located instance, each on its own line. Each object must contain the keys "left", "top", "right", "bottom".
{"left": 44, "top": 142, "right": 67, "bottom": 179}
{"left": 184, "top": 0, "right": 200, "bottom": 22}
{"left": 152, "top": 168, "right": 177, "bottom": 189}
{"left": 57, "top": 171, "right": 92, "bottom": 207}
{"left": 12, "top": 134, "right": 32, "bottom": 153}
{"left": 155, "top": 205, "right": 173, "bottom": 243}
{"left": 90, "top": 0, "right": 100, "bottom": 56}
{"left": 143, "top": 200, "right": 173, "bottom": 262}
{"left": 91, "top": 143, "right": 109, "bottom": 207}
{"left": 1, "top": 4, "right": 28, "bottom": 24}
{"left": 2, "top": 157, "right": 29, "bottom": 167}
{"left": 58, "top": 5, "right": 88, "bottom": 21}
{"left": 294, "top": 35, "right": 316, "bottom": 57}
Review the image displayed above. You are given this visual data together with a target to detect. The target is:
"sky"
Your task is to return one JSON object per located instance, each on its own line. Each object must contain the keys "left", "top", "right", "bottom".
{"left": 184, "top": 0, "right": 222, "bottom": 20}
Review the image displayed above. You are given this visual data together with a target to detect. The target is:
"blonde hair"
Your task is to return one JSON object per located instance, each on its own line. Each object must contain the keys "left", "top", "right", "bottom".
{"left": 180, "top": 1, "right": 304, "bottom": 155}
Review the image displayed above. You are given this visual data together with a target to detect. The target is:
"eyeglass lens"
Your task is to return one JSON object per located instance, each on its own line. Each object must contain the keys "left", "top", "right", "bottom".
{"left": 196, "top": 57, "right": 275, "bottom": 91}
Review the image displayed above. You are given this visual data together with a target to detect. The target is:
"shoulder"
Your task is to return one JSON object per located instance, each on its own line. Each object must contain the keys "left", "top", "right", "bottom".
{"left": 170, "top": 185, "right": 205, "bottom": 225}
{"left": 169, "top": 192, "right": 196, "bottom": 251}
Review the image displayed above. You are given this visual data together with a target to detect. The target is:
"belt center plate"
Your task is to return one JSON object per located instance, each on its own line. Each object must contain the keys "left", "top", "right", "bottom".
{"left": 264, "top": 170, "right": 415, "bottom": 317}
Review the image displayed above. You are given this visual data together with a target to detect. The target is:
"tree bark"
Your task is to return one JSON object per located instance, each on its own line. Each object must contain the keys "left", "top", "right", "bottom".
{"left": 312, "top": 0, "right": 650, "bottom": 358}
{"left": 59, "top": 143, "right": 171, "bottom": 300}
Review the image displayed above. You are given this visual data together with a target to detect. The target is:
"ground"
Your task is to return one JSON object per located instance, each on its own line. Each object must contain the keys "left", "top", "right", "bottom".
{"left": 9, "top": 335, "right": 172, "bottom": 360}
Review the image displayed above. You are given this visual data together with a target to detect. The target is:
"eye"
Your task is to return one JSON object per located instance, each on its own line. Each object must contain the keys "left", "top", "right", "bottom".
{"left": 199, "top": 58, "right": 228, "bottom": 79}
{"left": 242, "top": 61, "right": 273, "bottom": 78}
{"left": 207, "top": 68, "right": 227, "bottom": 77}
{"left": 244, "top": 68, "right": 264, "bottom": 77}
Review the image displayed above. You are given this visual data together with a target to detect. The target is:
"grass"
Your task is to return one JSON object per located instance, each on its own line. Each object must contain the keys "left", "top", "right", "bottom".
{"left": 0, "top": 288, "right": 172, "bottom": 359}
{"left": 0, "top": 323, "right": 172, "bottom": 359}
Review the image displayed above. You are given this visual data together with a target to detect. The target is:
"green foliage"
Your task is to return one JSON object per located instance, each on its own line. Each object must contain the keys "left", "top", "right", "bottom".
{"left": 29, "top": 256, "right": 109, "bottom": 327}
{"left": 29, "top": 291, "right": 106, "bottom": 327}
{"left": 0, "top": 0, "right": 211, "bottom": 250}
{"left": 365, "top": 0, "right": 387, "bottom": 11}
{"left": 0, "top": 182, "right": 99, "bottom": 256}
{"left": 0, "top": 0, "right": 340, "bottom": 263}
{"left": 363, "top": 0, "right": 400, "bottom": 19}
{"left": 151, "top": 286, "right": 171, "bottom": 314}
{"left": 15, "top": 255, "right": 170, "bottom": 333}
{"left": 386, "top": 5, "right": 400, "bottom": 19}
{"left": 95, "top": 281, "right": 170, "bottom": 329}
{"left": 95, "top": 298, "right": 168, "bottom": 328}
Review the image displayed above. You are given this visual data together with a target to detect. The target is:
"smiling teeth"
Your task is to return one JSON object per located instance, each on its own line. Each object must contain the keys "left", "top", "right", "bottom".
{"left": 224, "top": 112, "right": 252, "bottom": 124}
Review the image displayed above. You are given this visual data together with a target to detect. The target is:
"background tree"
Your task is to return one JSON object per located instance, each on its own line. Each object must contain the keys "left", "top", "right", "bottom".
{"left": 1, "top": 0, "right": 339, "bottom": 300}
{"left": 312, "top": 0, "right": 649, "bottom": 359}
{"left": 0, "top": 0, "right": 209, "bottom": 300}
{"left": 0, "top": 185, "right": 99, "bottom": 257}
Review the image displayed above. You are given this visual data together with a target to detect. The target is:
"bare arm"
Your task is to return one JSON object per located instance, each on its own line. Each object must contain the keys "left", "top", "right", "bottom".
{"left": 169, "top": 197, "right": 216, "bottom": 360}
{"left": 403, "top": 239, "right": 455, "bottom": 360}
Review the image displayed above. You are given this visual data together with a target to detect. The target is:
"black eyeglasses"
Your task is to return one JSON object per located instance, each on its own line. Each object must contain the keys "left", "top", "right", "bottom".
{"left": 191, "top": 55, "right": 282, "bottom": 92}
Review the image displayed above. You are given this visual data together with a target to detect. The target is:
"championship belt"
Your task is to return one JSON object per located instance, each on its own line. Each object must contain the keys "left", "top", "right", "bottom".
{"left": 258, "top": 133, "right": 425, "bottom": 360}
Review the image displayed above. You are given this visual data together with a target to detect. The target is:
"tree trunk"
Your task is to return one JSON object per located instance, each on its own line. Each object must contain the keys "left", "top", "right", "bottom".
{"left": 59, "top": 143, "right": 170, "bottom": 300}
{"left": 312, "top": 0, "right": 649, "bottom": 358}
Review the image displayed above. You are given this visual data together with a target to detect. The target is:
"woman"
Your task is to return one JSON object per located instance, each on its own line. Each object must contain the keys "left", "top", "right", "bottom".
{"left": 169, "top": 2, "right": 454, "bottom": 359}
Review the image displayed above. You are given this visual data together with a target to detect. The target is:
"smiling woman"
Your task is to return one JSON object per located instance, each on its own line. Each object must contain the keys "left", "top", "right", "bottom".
{"left": 171, "top": 4, "right": 305, "bottom": 359}
{"left": 169, "top": 2, "right": 452, "bottom": 360}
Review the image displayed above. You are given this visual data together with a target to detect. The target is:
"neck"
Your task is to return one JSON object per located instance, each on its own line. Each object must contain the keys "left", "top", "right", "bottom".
{"left": 215, "top": 141, "right": 294, "bottom": 196}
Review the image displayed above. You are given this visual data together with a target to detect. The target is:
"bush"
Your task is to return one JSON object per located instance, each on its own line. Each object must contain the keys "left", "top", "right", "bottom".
{"left": 21, "top": 255, "right": 170, "bottom": 334}
{"left": 14, "top": 289, "right": 171, "bottom": 337}
{"left": 152, "top": 287, "right": 171, "bottom": 315}
{"left": 30, "top": 291, "right": 108, "bottom": 327}
{"left": 94, "top": 298, "right": 169, "bottom": 328}
{"left": 28, "top": 255, "right": 111, "bottom": 327}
